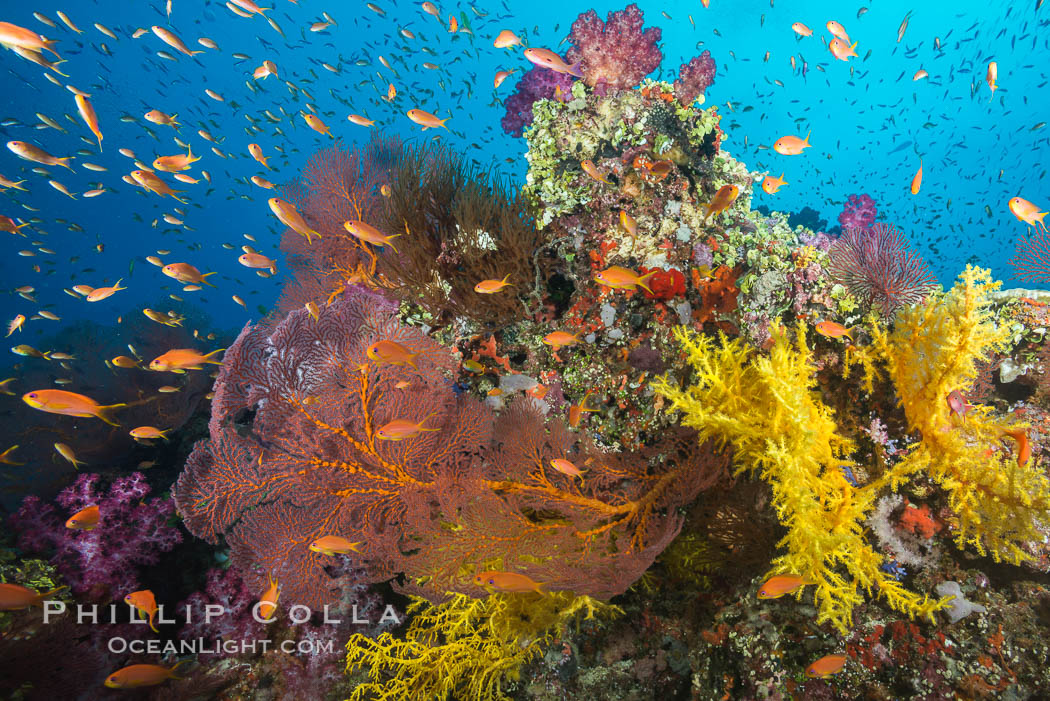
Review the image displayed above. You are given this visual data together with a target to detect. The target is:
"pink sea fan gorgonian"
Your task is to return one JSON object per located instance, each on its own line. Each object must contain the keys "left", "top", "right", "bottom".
{"left": 828, "top": 223, "right": 938, "bottom": 315}
{"left": 566, "top": 3, "right": 662, "bottom": 92}
{"left": 1010, "top": 228, "right": 1050, "bottom": 284}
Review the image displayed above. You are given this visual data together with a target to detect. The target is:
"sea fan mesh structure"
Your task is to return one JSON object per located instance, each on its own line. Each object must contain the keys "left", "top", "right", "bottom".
{"left": 1010, "top": 229, "right": 1050, "bottom": 283}
{"left": 828, "top": 223, "right": 938, "bottom": 315}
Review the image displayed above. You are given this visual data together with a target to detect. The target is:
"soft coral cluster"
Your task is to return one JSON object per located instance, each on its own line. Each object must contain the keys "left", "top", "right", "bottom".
{"left": 500, "top": 65, "right": 574, "bottom": 137}
{"left": 565, "top": 3, "right": 663, "bottom": 92}
{"left": 10, "top": 472, "right": 182, "bottom": 602}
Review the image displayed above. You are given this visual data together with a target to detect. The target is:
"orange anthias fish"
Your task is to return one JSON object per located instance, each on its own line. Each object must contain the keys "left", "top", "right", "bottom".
{"left": 826, "top": 20, "right": 851, "bottom": 43}
{"left": 0, "top": 582, "right": 66, "bottom": 610}
{"left": 7, "top": 314, "right": 25, "bottom": 336}
{"left": 130, "top": 426, "right": 170, "bottom": 442}
{"left": 239, "top": 252, "right": 277, "bottom": 274}
{"left": 829, "top": 38, "right": 858, "bottom": 61}
{"left": 946, "top": 390, "right": 971, "bottom": 419}
{"left": 814, "top": 320, "right": 853, "bottom": 340}
{"left": 580, "top": 159, "right": 611, "bottom": 185}
{"left": 376, "top": 412, "right": 440, "bottom": 441}
{"left": 568, "top": 390, "right": 599, "bottom": 427}
{"left": 757, "top": 574, "right": 814, "bottom": 599}
{"left": 149, "top": 348, "right": 224, "bottom": 372}
{"left": 309, "top": 535, "right": 362, "bottom": 555}
{"left": 523, "top": 48, "right": 582, "bottom": 78}
{"left": 132, "top": 170, "right": 187, "bottom": 203}
{"left": 55, "top": 442, "right": 86, "bottom": 469}
{"left": 773, "top": 132, "right": 811, "bottom": 155}
{"left": 703, "top": 184, "right": 740, "bottom": 220}
{"left": 474, "top": 274, "right": 512, "bottom": 293}
{"left": 66, "top": 504, "right": 100, "bottom": 530}
{"left": 1003, "top": 428, "right": 1031, "bottom": 467}
{"left": 910, "top": 160, "right": 923, "bottom": 195}
{"left": 791, "top": 22, "right": 813, "bottom": 37}
{"left": 986, "top": 61, "right": 998, "bottom": 96}
{"left": 367, "top": 339, "right": 419, "bottom": 367}
{"left": 23, "top": 389, "right": 125, "bottom": 425}
{"left": 268, "top": 197, "right": 320, "bottom": 242}
{"left": 152, "top": 147, "right": 200, "bottom": 172}
{"left": 162, "top": 262, "right": 216, "bottom": 286}
{"left": 620, "top": 210, "right": 638, "bottom": 237}
{"left": 85, "top": 279, "right": 126, "bottom": 302}
{"left": 550, "top": 458, "right": 586, "bottom": 479}
{"left": 7, "top": 140, "right": 74, "bottom": 169}
{"left": 473, "top": 571, "right": 546, "bottom": 594}
{"left": 344, "top": 219, "right": 400, "bottom": 251}
{"left": 125, "top": 589, "right": 159, "bottom": 632}
{"left": 595, "top": 265, "right": 657, "bottom": 293}
{"left": 248, "top": 143, "right": 270, "bottom": 169}
{"left": 406, "top": 108, "right": 449, "bottom": 130}
{"left": 542, "top": 331, "right": 579, "bottom": 349}
{"left": 348, "top": 114, "right": 375, "bottom": 127}
{"left": 761, "top": 173, "right": 787, "bottom": 194}
{"left": 1008, "top": 197, "right": 1048, "bottom": 233}
{"left": 74, "top": 94, "right": 102, "bottom": 150}
{"left": 258, "top": 574, "right": 280, "bottom": 622}
{"left": 151, "top": 25, "right": 202, "bottom": 56}
{"left": 493, "top": 29, "right": 522, "bottom": 48}
{"left": 0, "top": 21, "right": 60, "bottom": 58}
{"left": 303, "top": 112, "right": 332, "bottom": 138}
{"left": 144, "top": 109, "right": 179, "bottom": 128}
{"left": 806, "top": 653, "right": 847, "bottom": 679}
{"left": 104, "top": 661, "right": 187, "bottom": 689}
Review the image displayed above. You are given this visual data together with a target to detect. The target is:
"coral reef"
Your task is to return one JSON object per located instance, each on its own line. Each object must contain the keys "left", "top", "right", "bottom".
{"left": 10, "top": 472, "right": 181, "bottom": 602}
{"left": 501, "top": 66, "right": 574, "bottom": 137}
{"left": 837, "top": 192, "right": 877, "bottom": 232}
{"left": 565, "top": 4, "right": 663, "bottom": 92}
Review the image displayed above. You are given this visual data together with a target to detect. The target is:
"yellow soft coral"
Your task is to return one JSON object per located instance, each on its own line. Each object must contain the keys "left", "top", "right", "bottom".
{"left": 871, "top": 265, "right": 1050, "bottom": 562}
{"left": 653, "top": 324, "right": 943, "bottom": 634}
{"left": 345, "top": 592, "right": 620, "bottom": 701}
{"left": 655, "top": 265, "right": 1050, "bottom": 634}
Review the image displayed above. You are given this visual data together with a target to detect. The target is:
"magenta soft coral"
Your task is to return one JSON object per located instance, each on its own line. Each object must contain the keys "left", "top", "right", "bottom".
{"left": 837, "top": 193, "right": 877, "bottom": 232}
{"left": 566, "top": 3, "right": 662, "bottom": 92}
{"left": 10, "top": 472, "right": 182, "bottom": 602}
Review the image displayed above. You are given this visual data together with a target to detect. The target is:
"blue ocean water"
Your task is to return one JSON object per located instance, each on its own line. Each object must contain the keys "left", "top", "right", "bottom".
{"left": 0, "top": 0, "right": 1045, "bottom": 349}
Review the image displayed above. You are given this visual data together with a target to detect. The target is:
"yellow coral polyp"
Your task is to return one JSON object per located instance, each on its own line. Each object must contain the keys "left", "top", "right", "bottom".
{"left": 655, "top": 265, "right": 1050, "bottom": 634}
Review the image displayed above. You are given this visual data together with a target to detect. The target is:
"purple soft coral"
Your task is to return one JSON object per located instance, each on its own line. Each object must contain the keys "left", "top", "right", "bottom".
{"left": 673, "top": 51, "right": 716, "bottom": 105}
{"left": 10, "top": 472, "right": 182, "bottom": 602}
{"left": 837, "top": 193, "right": 877, "bottom": 232}
{"left": 501, "top": 65, "right": 574, "bottom": 137}
{"left": 566, "top": 3, "right": 662, "bottom": 92}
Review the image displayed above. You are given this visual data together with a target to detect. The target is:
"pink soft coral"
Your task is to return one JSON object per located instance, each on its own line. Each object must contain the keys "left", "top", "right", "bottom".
{"left": 566, "top": 4, "right": 662, "bottom": 92}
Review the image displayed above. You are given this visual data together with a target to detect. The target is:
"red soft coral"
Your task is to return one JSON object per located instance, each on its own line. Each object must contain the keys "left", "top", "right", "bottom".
{"left": 566, "top": 3, "right": 662, "bottom": 92}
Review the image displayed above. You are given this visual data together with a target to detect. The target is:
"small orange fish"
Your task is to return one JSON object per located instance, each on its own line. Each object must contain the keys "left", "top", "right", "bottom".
{"left": 258, "top": 574, "right": 280, "bottom": 622}
{"left": 757, "top": 574, "right": 813, "bottom": 599}
{"left": 344, "top": 219, "right": 400, "bottom": 251}
{"left": 761, "top": 173, "right": 787, "bottom": 194}
{"left": 619, "top": 210, "right": 638, "bottom": 237}
{"left": 703, "top": 184, "right": 740, "bottom": 220}
{"left": 54, "top": 442, "right": 86, "bottom": 469}
{"left": 65, "top": 504, "right": 100, "bottom": 530}
{"left": 303, "top": 112, "right": 332, "bottom": 138}
{"left": 910, "top": 160, "right": 922, "bottom": 195}
{"left": 406, "top": 108, "right": 449, "bottom": 130}
{"left": 523, "top": 47, "right": 582, "bottom": 77}
{"left": 125, "top": 589, "right": 159, "bottom": 633}
{"left": 814, "top": 320, "right": 852, "bottom": 341}
{"left": 23, "top": 389, "right": 124, "bottom": 425}
{"left": 913, "top": 68, "right": 929, "bottom": 81}
{"left": 568, "top": 390, "right": 599, "bottom": 427}
{"left": 376, "top": 412, "right": 440, "bottom": 441}
{"left": 131, "top": 170, "right": 186, "bottom": 203}
{"left": 347, "top": 114, "right": 374, "bottom": 127}
{"left": 149, "top": 348, "right": 224, "bottom": 372}
{"left": 0, "top": 582, "right": 66, "bottom": 610}
{"left": 474, "top": 274, "right": 512, "bottom": 293}
{"left": 152, "top": 147, "right": 200, "bottom": 173}
{"left": 829, "top": 38, "right": 858, "bottom": 61}
{"left": 85, "top": 279, "right": 126, "bottom": 302}
{"left": 473, "top": 570, "right": 546, "bottom": 594}
{"left": 239, "top": 252, "right": 277, "bottom": 274}
{"left": 1009, "top": 197, "right": 1048, "bottom": 233}
{"left": 542, "top": 331, "right": 579, "bottom": 349}
{"left": 130, "top": 426, "right": 170, "bottom": 442}
{"left": 595, "top": 265, "right": 657, "bottom": 293}
{"left": 773, "top": 131, "right": 811, "bottom": 155}
{"left": 1003, "top": 428, "right": 1030, "bottom": 467}
{"left": 309, "top": 535, "right": 362, "bottom": 555}
{"left": 791, "top": 22, "right": 813, "bottom": 37}
{"left": 269, "top": 197, "right": 320, "bottom": 242}
{"left": 151, "top": 25, "right": 202, "bottom": 56}
{"left": 74, "top": 94, "right": 102, "bottom": 150}
{"left": 493, "top": 30, "right": 521, "bottom": 48}
{"left": 104, "top": 662, "right": 186, "bottom": 689}
{"left": 550, "top": 458, "right": 586, "bottom": 479}
{"left": 581, "top": 159, "right": 611, "bottom": 185}
{"left": 826, "top": 20, "right": 851, "bottom": 43}
{"left": 7, "top": 314, "right": 25, "bottom": 336}
{"left": 448, "top": 14, "right": 458, "bottom": 32}
{"left": 0, "top": 21, "right": 60, "bottom": 58}
{"left": 806, "top": 653, "right": 847, "bottom": 679}
{"left": 144, "top": 109, "right": 179, "bottom": 128}
{"left": 986, "top": 61, "right": 998, "bottom": 95}
{"left": 366, "top": 339, "right": 419, "bottom": 367}
{"left": 946, "top": 390, "right": 971, "bottom": 419}
{"left": 162, "top": 262, "right": 216, "bottom": 286}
